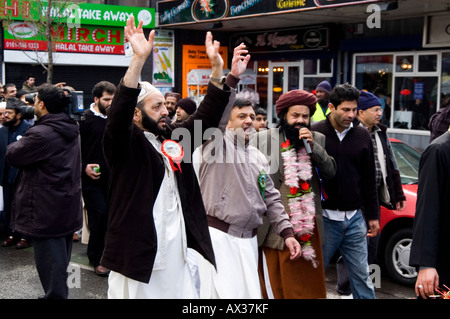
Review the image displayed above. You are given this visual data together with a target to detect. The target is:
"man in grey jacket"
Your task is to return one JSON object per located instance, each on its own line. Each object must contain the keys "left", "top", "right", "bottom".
{"left": 195, "top": 98, "right": 301, "bottom": 299}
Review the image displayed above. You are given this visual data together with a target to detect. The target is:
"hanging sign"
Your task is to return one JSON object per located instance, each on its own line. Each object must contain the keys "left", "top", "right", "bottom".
{"left": 4, "top": 21, "right": 125, "bottom": 54}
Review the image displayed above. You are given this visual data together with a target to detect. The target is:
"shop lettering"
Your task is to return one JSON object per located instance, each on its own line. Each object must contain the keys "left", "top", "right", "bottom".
{"left": 40, "top": 5, "right": 134, "bottom": 23}
{"left": 50, "top": 26, "right": 122, "bottom": 44}
{"left": 230, "top": 0, "right": 263, "bottom": 16}
{"left": 5, "top": 40, "right": 39, "bottom": 50}
{"left": 0, "top": 0, "right": 24, "bottom": 17}
{"left": 277, "top": 0, "right": 306, "bottom": 9}
{"left": 55, "top": 43, "right": 77, "bottom": 51}
{"left": 77, "top": 8, "right": 101, "bottom": 20}
{"left": 160, "top": 0, "right": 191, "bottom": 23}
{"left": 256, "top": 32, "right": 297, "bottom": 48}
{"left": 188, "top": 49, "right": 208, "bottom": 59}
{"left": 102, "top": 10, "right": 131, "bottom": 22}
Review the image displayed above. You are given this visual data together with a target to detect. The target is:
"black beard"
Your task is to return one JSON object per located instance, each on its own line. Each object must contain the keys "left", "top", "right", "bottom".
{"left": 3, "top": 117, "right": 18, "bottom": 127}
{"left": 98, "top": 102, "right": 107, "bottom": 115}
{"left": 281, "top": 122, "right": 310, "bottom": 151}
{"left": 141, "top": 111, "right": 166, "bottom": 136}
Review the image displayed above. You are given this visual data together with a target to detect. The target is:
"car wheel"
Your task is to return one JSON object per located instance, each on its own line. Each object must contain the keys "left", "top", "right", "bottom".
{"left": 384, "top": 228, "right": 417, "bottom": 286}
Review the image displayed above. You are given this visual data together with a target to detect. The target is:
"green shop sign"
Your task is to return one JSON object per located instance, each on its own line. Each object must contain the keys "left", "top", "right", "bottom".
{"left": 0, "top": 0, "right": 155, "bottom": 28}
{"left": 4, "top": 21, "right": 126, "bottom": 54}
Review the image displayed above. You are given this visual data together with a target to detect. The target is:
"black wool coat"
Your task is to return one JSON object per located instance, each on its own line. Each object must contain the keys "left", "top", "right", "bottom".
{"left": 7, "top": 113, "right": 83, "bottom": 238}
{"left": 410, "top": 131, "right": 450, "bottom": 286}
{"left": 101, "top": 81, "right": 231, "bottom": 283}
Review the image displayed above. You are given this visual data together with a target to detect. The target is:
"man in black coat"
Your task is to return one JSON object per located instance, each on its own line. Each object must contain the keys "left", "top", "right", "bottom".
{"left": 312, "top": 84, "right": 380, "bottom": 299}
{"left": 79, "top": 81, "right": 116, "bottom": 276}
{"left": 410, "top": 128, "right": 450, "bottom": 299}
{"left": 335, "top": 90, "right": 407, "bottom": 296}
{"left": 0, "top": 98, "right": 32, "bottom": 248}
{"left": 7, "top": 84, "right": 83, "bottom": 299}
{"left": 101, "top": 16, "right": 250, "bottom": 298}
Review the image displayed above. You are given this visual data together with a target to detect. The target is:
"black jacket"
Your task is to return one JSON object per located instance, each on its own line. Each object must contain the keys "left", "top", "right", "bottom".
{"left": 0, "top": 120, "right": 32, "bottom": 186}
{"left": 7, "top": 112, "right": 83, "bottom": 238}
{"left": 312, "top": 117, "right": 380, "bottom": 221}
{"left": 101, "top": 80, "right": 231, "bottom": 283}
{"left": 374, "top": 123, "right": 406, "bottom": 209}
{"left": 410, "top": 131, "right": 450, "bottom": 285}
{"left": 79, "top": 108, "right": 109, "bottom": 190}
{"left": 353, "top": 120, "right": 406, "bottom": 210}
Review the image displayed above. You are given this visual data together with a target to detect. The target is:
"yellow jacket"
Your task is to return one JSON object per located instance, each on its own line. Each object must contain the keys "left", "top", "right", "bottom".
{"left": 311, "top": 102, "right": 330, "bottom": 123}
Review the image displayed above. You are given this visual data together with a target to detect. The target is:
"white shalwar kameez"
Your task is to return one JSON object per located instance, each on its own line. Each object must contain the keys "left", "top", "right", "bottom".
{"left": 108, "top": 132, "right": 198, "bottom": 299}
{"left": 198, "top": 227, "right": 261, "bottom": 299}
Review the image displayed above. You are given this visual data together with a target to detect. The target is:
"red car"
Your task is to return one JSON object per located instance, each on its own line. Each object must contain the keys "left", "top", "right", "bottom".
{"left": 376, "top": 138, "right": 421, "bottom": 286}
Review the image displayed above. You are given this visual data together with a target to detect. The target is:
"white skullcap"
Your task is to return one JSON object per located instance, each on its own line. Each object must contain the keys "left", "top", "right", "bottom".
{"left": 138, "top": 81, "right": 160, "bottom": 103}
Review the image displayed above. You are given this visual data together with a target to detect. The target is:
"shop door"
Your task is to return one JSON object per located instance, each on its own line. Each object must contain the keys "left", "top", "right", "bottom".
{"left": 267, "top": 61, "right": 303, "bottom": 125}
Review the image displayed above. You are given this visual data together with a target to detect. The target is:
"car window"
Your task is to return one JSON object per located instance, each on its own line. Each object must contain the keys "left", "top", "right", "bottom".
{"left": 391, "top": 141, "right": 421, "bottom": 184}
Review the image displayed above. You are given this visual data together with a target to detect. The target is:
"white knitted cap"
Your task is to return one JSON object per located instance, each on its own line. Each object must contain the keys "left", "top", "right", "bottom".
{"left": 138, "top": 81, "right": 161, "bottom": 103}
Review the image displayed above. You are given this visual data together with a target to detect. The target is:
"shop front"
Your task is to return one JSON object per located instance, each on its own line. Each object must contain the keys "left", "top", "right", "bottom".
{"left": 156, "top": 0, "right": 390, "bottom": 126}
{"left": 348, "top": 14, "right": 450, "bottom": 150}
{"left": 1, "top": 1, "right": 154, "bottom": 105}
{"left": 156, "top": 1, "right": 450, "bottom": 149}
{"left": 229, "top": 26, "right": 336, "bottom": 126}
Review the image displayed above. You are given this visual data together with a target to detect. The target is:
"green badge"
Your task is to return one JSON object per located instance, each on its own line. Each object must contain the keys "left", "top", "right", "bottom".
{"left": 258, "top": 169, "right": 267, "bottom": 200}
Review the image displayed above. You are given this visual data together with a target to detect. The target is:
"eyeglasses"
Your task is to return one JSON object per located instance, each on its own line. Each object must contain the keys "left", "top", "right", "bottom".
{"left": 368, "top": 107, "right": 383, "bottom": 113}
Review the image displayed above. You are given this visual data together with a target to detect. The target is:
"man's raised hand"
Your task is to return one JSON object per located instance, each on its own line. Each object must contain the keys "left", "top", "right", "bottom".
{"left": 230, "top": 42, "right": 251, "bottom": 78}
{"left": 124, "top": 15, "right": 155, "bottom": 61}
{"left": 205, "top": 31, "right": 224, "bottom": 70}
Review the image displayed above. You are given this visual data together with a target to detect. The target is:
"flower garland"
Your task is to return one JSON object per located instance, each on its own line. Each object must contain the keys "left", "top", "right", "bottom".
{"left": 281, "top": 139, "right": 318, "bottom": 268}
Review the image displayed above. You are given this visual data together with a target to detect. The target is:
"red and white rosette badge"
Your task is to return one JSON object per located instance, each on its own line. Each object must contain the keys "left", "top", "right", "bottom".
{"left": 161, "top": 139, "right": 184, "bottom": 173}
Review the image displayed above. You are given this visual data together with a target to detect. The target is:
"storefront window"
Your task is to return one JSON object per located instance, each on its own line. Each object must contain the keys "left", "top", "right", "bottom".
{"left": 304, "top": 59, "right": 317, "bottom": 75}
{"left": 393, "top": 76, "right": 438, "bottom": 130}
{"left": 303, "top": 58, "right": 333, "bottom": 93}
{"left": 418, "top": 54, "right": 437, "bottom": 72}
{"left": 354, "top": 54, "right": 393, "bottom": 126}
{"left": 442, "top": 52, "right": 450, "bottom": 96}
{"left": 396, "top": 55, "right": 414, "bottom": 73}
{"left": 319, "top": 58, "right": 333, "bottom": 74}
{"left": 303, "top": 77, "right": 332, "bottom": 93}
{"left": 354, "top": 55, "right": 393, "bottom": 91}
{"left": 355, "top": 52, "right": 443, "bottom": 131}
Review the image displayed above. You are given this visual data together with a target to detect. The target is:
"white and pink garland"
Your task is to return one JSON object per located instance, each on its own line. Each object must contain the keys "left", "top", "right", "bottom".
{"left": 281, "top": 139, "right": 318, "bottom": 268}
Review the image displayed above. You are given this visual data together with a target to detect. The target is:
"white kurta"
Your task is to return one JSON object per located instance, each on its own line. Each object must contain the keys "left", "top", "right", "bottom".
{"left": 108, "top": 133, "right": 198, "bottom": 299}
{"left": 198, "top": 227, "right": 261, "bottom": 299}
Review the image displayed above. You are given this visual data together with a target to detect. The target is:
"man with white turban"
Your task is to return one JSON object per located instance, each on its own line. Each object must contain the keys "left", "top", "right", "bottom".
{"left": 101, "top": 16, "right": 250, "bottom": 298}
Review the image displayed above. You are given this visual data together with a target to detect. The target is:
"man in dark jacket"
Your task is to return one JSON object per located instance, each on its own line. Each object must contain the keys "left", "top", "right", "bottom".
{"left": 335, "top": 90, "right": 407, "bottom": 297}
{"left": 410, "top": 128, "right": 450, "bottom": 299}
{"left": 7, "top": 84, "right": 83, "bottom": 299}
{"left": 0, "top": 98, "right": 32, "bottom": 248}
{"left": 102, "top": 16, "right": 250, "bottom": 298}
{"left": 79, "top": 80, "right": 116, "bottom": 276}
{"left": 356, "top": 91, "right": 406, "bottom": 212}
{"left": 312, "top": 84, "right": 380, "bottom": 299}
{"left": 428, "top": 93, "right": 450, "bottom": 142}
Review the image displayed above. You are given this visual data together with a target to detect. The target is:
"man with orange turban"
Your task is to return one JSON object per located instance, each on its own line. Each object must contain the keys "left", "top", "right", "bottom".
{"left": 252, "top": 89, "right": 336, "bottom": 298}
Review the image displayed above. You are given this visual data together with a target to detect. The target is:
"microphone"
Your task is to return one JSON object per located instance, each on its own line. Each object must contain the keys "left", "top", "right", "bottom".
{"left": 297, "top": 123, "right": 312, "bottom": 155}
{"left": 303, "top": 137, "right": 312, "bottom": 155}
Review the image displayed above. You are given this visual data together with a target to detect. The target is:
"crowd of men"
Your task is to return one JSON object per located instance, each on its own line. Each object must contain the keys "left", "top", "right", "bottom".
{"left": 0, "top": 17, "right": 448, "bottom": 300}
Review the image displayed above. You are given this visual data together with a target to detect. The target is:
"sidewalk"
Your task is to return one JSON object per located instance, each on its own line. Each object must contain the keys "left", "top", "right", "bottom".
{"left": 0, "top": 235, "right": 108, "bottom": 299}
